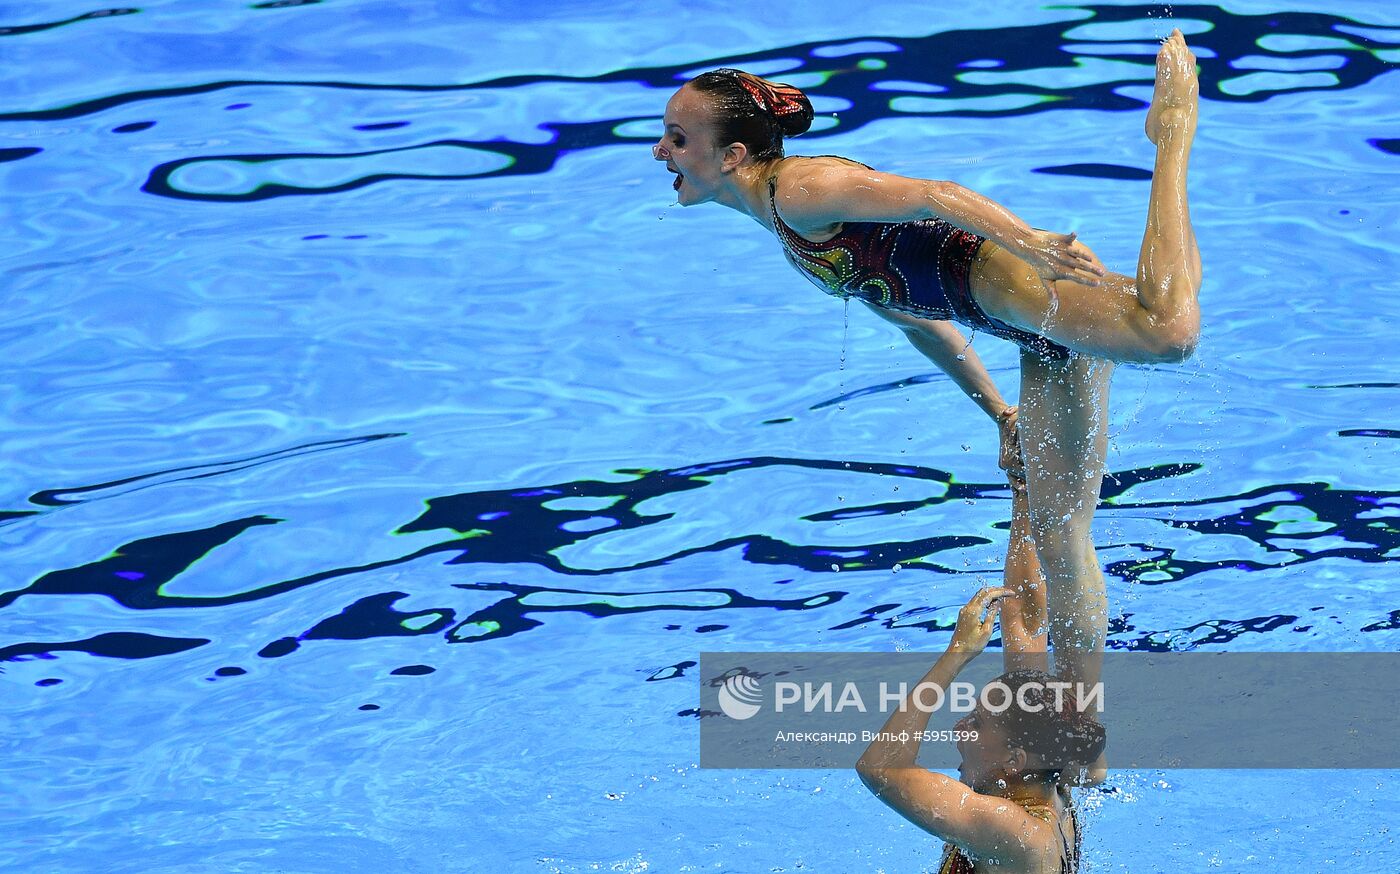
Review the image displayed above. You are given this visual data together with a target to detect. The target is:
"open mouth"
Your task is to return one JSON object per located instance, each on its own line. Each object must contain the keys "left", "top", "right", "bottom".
{"left": 669, "top": 167, "right": 684, "bottom": 191}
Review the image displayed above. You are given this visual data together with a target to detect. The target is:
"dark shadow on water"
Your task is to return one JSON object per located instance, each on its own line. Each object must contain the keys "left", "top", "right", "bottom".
{"left": 2, "top": 452, "right": 1396, "bottom": 675}
{"left": 2, "top": 4, "right": 1395, "bottom": 198}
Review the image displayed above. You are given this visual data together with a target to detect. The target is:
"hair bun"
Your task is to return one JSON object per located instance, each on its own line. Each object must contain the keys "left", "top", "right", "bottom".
{"left": 732, "top": 71, "right": 814, "bottom": 136}
{"left": 775, "top": 100, "right": 814, "bottom": 137}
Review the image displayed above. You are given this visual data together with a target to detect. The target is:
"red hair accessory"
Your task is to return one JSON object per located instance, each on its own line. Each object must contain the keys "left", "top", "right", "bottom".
{"left": 730, "top": 70, "right": 808, "bottom": 120}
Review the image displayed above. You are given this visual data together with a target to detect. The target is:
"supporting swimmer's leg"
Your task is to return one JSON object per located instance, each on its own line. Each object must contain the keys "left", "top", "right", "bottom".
{"left": 1017, "top": 350, "right": 1113, "bottom": 786}
{"left": 1015, "top": 350, "right": 1112, "bottom": 691}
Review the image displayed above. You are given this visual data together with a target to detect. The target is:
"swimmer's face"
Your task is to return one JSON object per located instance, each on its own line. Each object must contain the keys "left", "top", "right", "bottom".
{"left": 954, "top": 704, "right": 1017, "bottom": 792}
{"left": 655, "top": 85, "right": 729, "bottom": 206}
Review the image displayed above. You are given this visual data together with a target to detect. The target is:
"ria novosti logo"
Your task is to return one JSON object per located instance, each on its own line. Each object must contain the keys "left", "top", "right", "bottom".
{"left": 717, "top": 671, "right": 763, "bottom": 720}
{"left": 715, "top": 673, "right": 1104, "bottom": 720}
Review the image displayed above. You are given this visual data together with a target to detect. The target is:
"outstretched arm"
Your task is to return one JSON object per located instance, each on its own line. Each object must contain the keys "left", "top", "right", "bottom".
{"left": 855, "top": 588, "right": 1056, "bottom": 865}
{"left": 858, "top": 302, "right": 1027, "bottom": 481}
{"left": 773, "top": 160, "right": 1106, "bottom": 286}
{"left": 859, "top": 302, "right": 1008, "bottom": 418}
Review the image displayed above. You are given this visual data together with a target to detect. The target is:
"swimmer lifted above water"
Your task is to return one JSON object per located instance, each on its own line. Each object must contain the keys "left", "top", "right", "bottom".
{"left": 653, "top": 30, "right": 1201, "bottom": 692}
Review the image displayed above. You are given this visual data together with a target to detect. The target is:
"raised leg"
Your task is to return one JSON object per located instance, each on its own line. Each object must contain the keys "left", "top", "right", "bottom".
{"left": 968, "top": 29, "right": 1202, "bottom": 365}
{"left": 1138, "top": 28, "right": 1202, "bottom": 335}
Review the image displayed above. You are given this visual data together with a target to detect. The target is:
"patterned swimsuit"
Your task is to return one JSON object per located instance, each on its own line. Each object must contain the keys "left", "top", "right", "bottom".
{"left": 767, "top": 159, "right": 1071, "bottom": 361}
{"left": 936, "top": 795, "right": 1081, "bottom": 873}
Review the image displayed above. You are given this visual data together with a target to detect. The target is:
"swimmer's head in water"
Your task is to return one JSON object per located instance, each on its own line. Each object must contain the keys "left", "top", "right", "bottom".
{"left": 954, "top": 669, "right": 1106, "bottom": 792}
{"left": 655, "top": 69, "right": 814, "bottom": 205}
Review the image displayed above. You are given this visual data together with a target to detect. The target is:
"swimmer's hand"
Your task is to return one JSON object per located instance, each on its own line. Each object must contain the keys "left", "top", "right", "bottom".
{"left": 948, "top": 586, "right": 1012, "bottom": 658}
{"left": 1016, "top": 229, "right": 1107, "bottom": 299}
{"left": 996, "top": 406, "right": 1026, "bottom": 488}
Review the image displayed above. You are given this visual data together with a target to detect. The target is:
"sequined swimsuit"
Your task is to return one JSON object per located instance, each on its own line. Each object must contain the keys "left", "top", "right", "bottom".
{"left": 936, "top": 793, "right": 1081, "bottom": 874}
{"left": 768, "top": 158, "right": 1071, "bottom": 361}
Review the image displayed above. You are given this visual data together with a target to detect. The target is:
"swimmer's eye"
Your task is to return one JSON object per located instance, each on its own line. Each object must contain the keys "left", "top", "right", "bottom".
{"left": 672, "top": 136, "right": 685, "bottom": 147}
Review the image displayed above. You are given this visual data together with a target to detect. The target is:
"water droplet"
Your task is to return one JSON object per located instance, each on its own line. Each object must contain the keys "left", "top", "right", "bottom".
{"left": 955, "top": 354, "right": 967, "bottom": 361}
{"left": 893, "top": 563, "right": 902, "bottom": 572}
{"left": 961, "top": 444, "right": 971, "bottom": 452}
{"left": 831, "top": 564, "right": 840, "bottom": 572}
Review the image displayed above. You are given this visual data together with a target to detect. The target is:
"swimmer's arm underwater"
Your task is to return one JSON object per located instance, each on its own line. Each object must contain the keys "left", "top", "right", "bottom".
{"left": 773, "top": 162, "right": 1106, "bottom": 286}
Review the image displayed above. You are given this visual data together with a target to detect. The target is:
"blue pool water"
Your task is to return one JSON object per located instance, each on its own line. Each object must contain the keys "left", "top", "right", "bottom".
{"left": 3, "top": 0, "right": 1399, "bottom": 870}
